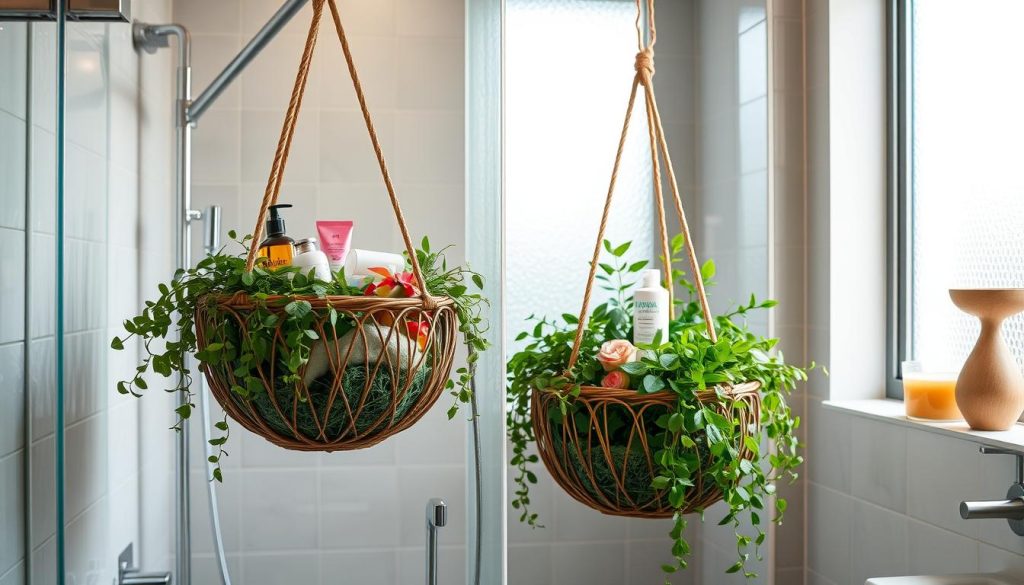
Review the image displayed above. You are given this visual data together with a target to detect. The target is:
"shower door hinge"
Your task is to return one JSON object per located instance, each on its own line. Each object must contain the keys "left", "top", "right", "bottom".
{"left": 0, "top": 0, "right": 130, "bottom": 22}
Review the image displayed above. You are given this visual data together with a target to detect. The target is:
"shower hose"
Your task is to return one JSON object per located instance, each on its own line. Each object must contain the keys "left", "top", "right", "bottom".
{"left": 201, "top": 356, "right": 486, "bottom": 585}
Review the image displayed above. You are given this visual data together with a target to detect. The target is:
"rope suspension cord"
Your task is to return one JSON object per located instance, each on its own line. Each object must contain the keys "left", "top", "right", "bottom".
{"left": 243, "top": 0, "right": 436, "bottom": 310}
{"left": 566, "top": 0, "right": 717, "bottom": 374}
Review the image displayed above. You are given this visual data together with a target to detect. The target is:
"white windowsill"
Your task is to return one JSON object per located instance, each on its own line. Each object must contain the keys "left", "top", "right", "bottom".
{"left": 824, "top": 399, "right": 1024, "bottom": 452}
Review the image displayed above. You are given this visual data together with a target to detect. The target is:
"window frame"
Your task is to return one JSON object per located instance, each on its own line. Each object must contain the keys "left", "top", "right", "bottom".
{"left": 886, "top": 0, "right": 912, "bottom": 399}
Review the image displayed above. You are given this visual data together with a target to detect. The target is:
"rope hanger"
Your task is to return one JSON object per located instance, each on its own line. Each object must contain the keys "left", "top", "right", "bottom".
{"left": 566, "top": 0, "right": 717, "bottom": 374}
{"left": 242, "top": 0, "right": 436, "bottom": 310}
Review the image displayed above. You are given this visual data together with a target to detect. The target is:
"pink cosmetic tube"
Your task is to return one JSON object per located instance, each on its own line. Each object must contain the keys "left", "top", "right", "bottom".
{"left": 315, "top": 220, "right": 354, "bottom": 272}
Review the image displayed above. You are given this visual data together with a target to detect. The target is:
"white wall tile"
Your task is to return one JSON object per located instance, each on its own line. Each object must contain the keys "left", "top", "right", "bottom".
{"left": 552, "top": 489, "right": 627, "bottom": 543}
{"left": 907, "top": 519, "right": 980, "bottom": 575}
{"left": 395, "top": 402, "right": 466, "bottom": 466}
{"left": 319, "top": 35, "right": 397, "bottom": 111}
{"left": 241, "top": 469, "right": 318, "bottom": 551}
{"left": 321, "top": 549, "right": 397, "bottom": 585}
{"left": 0, "top": 229, "right": 25, "bottom": 345}
{"left": 192, "top": 110, "right": 241, "bottom": 184}
{"left": 851, "top": 499, "right": 908, "bottom": 584}
{"left": 319, "top": 109, "right": 396, "bottom": 184}
{"left": 329, "top": 0, "right": 397, "bottom": 37}
{"left": 29, "top": 437, "right": 55, "bottom": 550}
{"left": 807, "top": 483, "right": 851, "bottom": 584}
{"left": 239, "top": 426, "right": 321, "bottom": 468}
{"left": 807, "top": 399, "right": 852, "bottom": 492}
{"left": 850, "top": 417, "right": 907, "bottom": 512}
{"left": 320, "top": 466, "right": 400, "bottom": 548}
{"left": 241, "top": 551, "right": 320, "bottom": 585}
{"left": 241, "top": 109, "right": 320, "bottom": 184}
{"left": 396, "top": 0, "right": 462, "bottom": 38}
{"left": 0, "top": 113, "right": 26, "bottom": 231}
{"left": 30, "top": 536, "right": 56, "bottom": 585}
{"left": 29, "top": 127, "right": 55, "bottom": 236}
{"left": 396, "top": 37, "right": 463, "bottom": 109}
{"left": 0, "top": 24, "right": 27, "bottom": 120}
{"left": 392, "top": 110, "right": 462, "bottom": 184}
{"left": 28, "top": 339, "right": 54, "bottom": 442}
{"left": 0, "top": 453, "right": 25, "bottom": 577}
{"left": 0, "top": 561, "right": 25, "bottom": 585}
{"left": 508, "top": 544, "right": 551, "bottom": 585}
{"left": 0, "top": 344, "right": 25, "bottom": 458}
{"left": 64, "top": 415, "right": 107, "bottom": 520}
{"left": 174, "top": 0, "right": 241, "bottom": 35}
{"left": 551, "top": 542, "right": 625, "bottom": 585}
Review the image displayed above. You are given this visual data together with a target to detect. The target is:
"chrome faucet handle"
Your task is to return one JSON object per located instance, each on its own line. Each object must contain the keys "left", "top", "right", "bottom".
{"left": 979, "top": 445, "right": 1024, "bottom": 485}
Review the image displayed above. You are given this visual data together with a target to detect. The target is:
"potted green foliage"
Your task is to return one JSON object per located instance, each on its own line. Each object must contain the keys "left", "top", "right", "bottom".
{"left": 112, "top": 232, "right": 489, "bottom": 478}
{"left": 507, "top": 235, "right": 813, "bottom": 580}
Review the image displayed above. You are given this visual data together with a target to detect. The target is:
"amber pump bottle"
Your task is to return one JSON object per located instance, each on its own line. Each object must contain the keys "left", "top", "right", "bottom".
{"left": 257, "top": 203, "right": 295, "bottom": 269}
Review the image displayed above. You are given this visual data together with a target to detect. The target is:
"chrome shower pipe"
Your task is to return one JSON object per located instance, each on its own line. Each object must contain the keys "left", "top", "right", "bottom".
{"left": 134, "top": 21, "right": 194, "bottom": 585}
{"left": 186, "top": 0, "right": 310, "bottom": 124}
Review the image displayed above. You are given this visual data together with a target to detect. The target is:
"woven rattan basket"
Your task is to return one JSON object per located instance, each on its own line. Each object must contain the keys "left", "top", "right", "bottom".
{"left": 532, "top": 382, "right": 761, "bottom": 517}
{"left": 196, "top": 293, "right": 457, "bottom": 451}
{"left": 196, "top": 0, "right": 457, "bottom": 451}
{"left": 526, "top": 0, "right": 764, "bottom": 517}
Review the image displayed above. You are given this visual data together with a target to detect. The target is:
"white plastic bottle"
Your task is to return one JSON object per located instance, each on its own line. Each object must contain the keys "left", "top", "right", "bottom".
{"left": 633, "top": 269, "right": 670, "bottom": 348}
{"left": 291, "top": 237, "right": 333, "bottom": 282}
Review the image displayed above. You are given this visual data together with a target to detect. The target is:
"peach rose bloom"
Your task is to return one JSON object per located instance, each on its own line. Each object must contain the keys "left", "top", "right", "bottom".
{"left": 601, "top": 370, "right": 631, "bottom": 389}
{"left": 597, "top": 339, "right": 637, "bottom": 372}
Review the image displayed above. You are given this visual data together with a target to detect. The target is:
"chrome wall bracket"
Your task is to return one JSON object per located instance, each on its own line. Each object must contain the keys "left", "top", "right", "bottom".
{"left": 960, "top": 446, "right": 1024, "bottom": 537}
{"left": 0, "top": 0, "right": 129, "bottom": 22}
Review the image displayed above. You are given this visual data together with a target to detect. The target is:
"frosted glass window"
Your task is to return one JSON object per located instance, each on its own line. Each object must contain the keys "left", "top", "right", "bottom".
{"left": 506, "top": 0, "right": 654, "bottom": 351}
{"left": 910, "top": 0, "right": 1024, "bottom": 369}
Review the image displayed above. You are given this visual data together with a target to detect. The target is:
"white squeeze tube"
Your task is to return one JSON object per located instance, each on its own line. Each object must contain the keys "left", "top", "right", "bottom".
{"left": 633, "top": 269, "right": 670, "bottom": 350}
{"left": 345, "top": 248, "right": 406, "bottom": 279}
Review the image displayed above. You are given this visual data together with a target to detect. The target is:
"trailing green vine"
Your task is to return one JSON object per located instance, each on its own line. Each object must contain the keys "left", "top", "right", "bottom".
{"left": 113, "top": 232, "right": 488, "bottom": 481}
{"left": 506, "top": 235, "right": 814, "bottom": 581}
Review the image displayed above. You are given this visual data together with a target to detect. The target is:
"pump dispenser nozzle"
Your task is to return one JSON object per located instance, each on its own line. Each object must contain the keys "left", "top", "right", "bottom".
{"left": 266, "top": 203, "right": 293, "bottom": 238}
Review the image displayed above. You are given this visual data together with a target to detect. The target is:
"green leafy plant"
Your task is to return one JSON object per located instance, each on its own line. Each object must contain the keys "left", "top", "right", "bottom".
{"left": 507, "top": 235, "right": 814, "bottom": 581}
{"left": 112, "top": 232, "right": 488, "bottom": 481}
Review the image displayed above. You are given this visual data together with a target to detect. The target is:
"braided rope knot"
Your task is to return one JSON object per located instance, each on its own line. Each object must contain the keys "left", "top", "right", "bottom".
{"left": 634, "top": 48, "right": 655, "bottom": 78}
{"left": 421, "top": 295, "right": 439, "bottom": 312}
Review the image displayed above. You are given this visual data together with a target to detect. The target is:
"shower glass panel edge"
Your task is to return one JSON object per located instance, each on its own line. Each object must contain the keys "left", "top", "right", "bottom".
{"left": 466, "top": 0, "right": 506, "bottom": 583}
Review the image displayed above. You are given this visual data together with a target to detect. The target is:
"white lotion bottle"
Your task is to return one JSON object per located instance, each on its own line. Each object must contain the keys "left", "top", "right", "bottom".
{"left": 633, "top": 269, "right": 670, "bottom": 348}
{"left": 291, "top": 237, "right": 333, "bottom": 282}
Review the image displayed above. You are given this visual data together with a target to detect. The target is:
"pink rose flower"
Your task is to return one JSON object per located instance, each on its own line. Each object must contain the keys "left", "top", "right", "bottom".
{"left": 601, "top": 370, "right": 631, "bottom": 390}
{"left": 597, "top": 339, "right": 637, "bottom": 372}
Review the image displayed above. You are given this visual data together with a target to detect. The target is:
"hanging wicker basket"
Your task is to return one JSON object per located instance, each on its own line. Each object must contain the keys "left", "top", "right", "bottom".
{"left": 196, "top": 294, "right": 457, "bottom": 451}
{"left": 532, "top": 382, "right": 761, "bottom": 517}
{"left": 528, "top": 0, "right": 763, "bottom": 516}
{"left": 195, "top": 0, "right": 457, "bottom": 451}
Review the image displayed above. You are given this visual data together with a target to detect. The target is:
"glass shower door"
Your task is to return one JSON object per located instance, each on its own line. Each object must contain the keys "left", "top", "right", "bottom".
{"left": 56, "top": 7, "right": 177, "bottom": 585}
{"left": 0, "top": 17, "right": 60, "bottom": 585}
